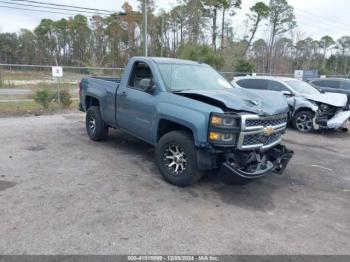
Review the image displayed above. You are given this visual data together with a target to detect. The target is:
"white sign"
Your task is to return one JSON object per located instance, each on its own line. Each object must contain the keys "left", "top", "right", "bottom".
{"left": 294, "top": 70, "right": 303, "bottom": 80}
{"left": 52, "top": 66, "right": 63, "bottom": 77}
{"left": 252, "top": 73, "right": 257, "bottom": 76}
{"left": 320, "top": 75, "right": 326, "bottom": 79}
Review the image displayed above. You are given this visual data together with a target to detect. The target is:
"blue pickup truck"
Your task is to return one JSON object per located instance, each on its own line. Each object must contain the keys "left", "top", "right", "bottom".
{"left": 79, "top": 57, "right": 293, "bottom": 186}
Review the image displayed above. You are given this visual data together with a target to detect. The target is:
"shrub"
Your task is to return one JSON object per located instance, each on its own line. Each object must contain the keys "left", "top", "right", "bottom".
{"left": 34, "top": 89, "right": 54, "bottom": 109}
{"left": 234, "top": 59, "right": 255, "bottom": 76}
{"left": 58, "top": 89, "right": 72, "bottom": 108}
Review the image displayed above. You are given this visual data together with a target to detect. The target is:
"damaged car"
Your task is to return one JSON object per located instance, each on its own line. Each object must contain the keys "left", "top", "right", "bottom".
{"left": 232, "top": 76, "right": 350, "bottom": 133}
{"left": 79, "top": 57, "right": 293, "bottom": 187}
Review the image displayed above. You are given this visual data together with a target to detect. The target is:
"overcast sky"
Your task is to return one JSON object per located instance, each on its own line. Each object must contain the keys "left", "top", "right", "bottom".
{"left": 0, "top": 0, "right": 349, "bottom": 41}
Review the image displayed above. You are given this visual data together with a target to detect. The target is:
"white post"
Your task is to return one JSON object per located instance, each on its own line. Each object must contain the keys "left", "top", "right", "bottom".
{"left": 144, "top": 0, "right": 148, "bottom": 56}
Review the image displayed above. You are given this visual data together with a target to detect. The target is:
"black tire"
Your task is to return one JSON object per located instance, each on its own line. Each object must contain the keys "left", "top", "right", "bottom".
{"left": 292, "top": 110, "right": 314, "bottom": 133}
{"left": 155, "top": 131, "right": 203, "bottom": 187}
{"left": 86, "top": 106, "right": 108, "bottom": 141}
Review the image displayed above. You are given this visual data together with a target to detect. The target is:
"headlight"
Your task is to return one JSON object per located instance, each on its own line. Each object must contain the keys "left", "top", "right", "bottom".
{"left": 209, "top": 132, "right": 236, "bottom": 143}
{"left": 209, "top": 113, "right": 240, "bottom": 128}
{"left": 208, "top": 113, "right": 240, "bottom": 145}
{"left": 319, "top": 104, "right": 329, "bottom": 112}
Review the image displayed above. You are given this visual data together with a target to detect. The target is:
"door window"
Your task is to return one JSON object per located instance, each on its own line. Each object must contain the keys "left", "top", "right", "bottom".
{"left": 267, "top": 80, "right": 289, "bottom": 92}
{"left": 339, "top": 80, "right": 350, "bottom": 90}
{"left": 236, "top": 79, "right": 268, "bottom": 90}
{"left": 311, "top": 80, "right": 339, "bottom": 88}
{"left": 128, "top": 62, "right": 153, "bottom": 90}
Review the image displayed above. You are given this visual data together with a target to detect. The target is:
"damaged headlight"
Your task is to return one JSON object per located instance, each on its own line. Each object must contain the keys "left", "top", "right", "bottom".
{"left": 208, "top": 113, "right": 240, "bottom": 146}
{"left": 319, "top": 103, "right": 329, "bottom": 112}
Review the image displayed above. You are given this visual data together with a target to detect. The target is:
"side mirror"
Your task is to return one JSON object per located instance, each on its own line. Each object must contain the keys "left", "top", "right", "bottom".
{"left": 139, "top": 79, "right": 157, "bottom": 93}
{"left": 282, "top": 90, "right": 293, "bottom": 96}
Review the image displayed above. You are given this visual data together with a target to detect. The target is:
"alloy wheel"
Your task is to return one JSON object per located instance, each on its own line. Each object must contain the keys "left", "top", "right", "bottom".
{"left": 163, "top": 144, "right": 187, "bottom": 175}
{"left": 296, "top": 114, "right": 313, "bottom": 132}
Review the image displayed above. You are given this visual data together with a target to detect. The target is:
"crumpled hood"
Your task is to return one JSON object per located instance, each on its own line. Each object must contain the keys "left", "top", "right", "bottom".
{"left": 177, "top": 88, "right": 289, "bottom": 115}
{"left": 302, "top": 92, "right": 347, "bottom": 107}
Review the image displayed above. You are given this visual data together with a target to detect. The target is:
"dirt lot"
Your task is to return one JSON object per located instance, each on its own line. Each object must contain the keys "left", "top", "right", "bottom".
{"left": 0, "top": 113, "right": 349, "bottom": 254}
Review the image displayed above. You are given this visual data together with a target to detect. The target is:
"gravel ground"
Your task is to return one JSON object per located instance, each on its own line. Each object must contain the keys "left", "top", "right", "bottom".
{"left": 0, "top": 113, "right": 349, "bottom": 255}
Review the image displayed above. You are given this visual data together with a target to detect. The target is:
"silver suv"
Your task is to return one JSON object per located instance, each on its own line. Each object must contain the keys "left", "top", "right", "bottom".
{"left": 232, "top": 76, "right": 350, "bottom": 133}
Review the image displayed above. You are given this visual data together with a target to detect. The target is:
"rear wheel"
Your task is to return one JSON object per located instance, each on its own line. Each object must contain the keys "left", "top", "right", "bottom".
{"left": 156, "top": 131, "right": 203, "bottom": 187}
{"left": 292, "top": 110, "right": 314, "bottom": 133}
{"left": 86, "top": 106, "right": 108, "bottom": 141}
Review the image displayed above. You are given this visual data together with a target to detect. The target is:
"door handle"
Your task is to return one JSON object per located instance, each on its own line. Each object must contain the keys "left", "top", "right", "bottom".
{"left": 118, "top": 91, "right": 127, "bottom": 97}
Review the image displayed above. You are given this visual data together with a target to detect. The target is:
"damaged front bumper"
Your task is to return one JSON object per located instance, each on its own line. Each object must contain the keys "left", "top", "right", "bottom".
{"left": 327, "top": 110, "right": 350, "bottom": 129}
{"left": 220, "top": 144, "right": 294, "bottom": 179}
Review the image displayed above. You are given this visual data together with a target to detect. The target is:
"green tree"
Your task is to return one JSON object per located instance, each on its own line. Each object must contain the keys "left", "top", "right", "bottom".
{"left": 17, "top": 29, "right": 36, "bottom": 64}
{"left": 69, "top": 15, "right": 91, "bottom": 65}
{"left": 266, "top": 0, "right": 296, "bottom": 73}
{"left": 243, "top": 2, "right": 269, "bottom": 56}
{"left": 319, "top": 35, "right": 335, "bottom": 69}
{"left": 0, "top": 33, "right": 19, "bottom": 63}
{"left": 178, "top": 43, "right": 224, "bottom": 68}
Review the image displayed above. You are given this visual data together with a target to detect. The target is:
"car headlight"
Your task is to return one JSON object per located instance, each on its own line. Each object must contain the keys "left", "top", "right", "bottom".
{"left": 208, "top": 113, "right": 240, "bottom": 145}
{"left": 210, "top": 113, "right": 240, "bottom": 128}
{"left": 319, "top": 103, "right": 329, "bottom": 112}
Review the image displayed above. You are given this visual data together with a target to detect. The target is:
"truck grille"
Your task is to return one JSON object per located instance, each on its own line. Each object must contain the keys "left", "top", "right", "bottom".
{"left": 238, "top": 114, "right": 287, "bottom": 150}
{"left": 243, "top": 130, "right": 284, "bottom": 146}
{"left": 245, "top": 114, "right": 288, "bottom": 127}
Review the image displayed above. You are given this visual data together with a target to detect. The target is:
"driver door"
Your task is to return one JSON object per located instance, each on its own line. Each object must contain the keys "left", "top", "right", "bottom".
{"left": 116, "top": 61, "right": 158, "bottom": 144}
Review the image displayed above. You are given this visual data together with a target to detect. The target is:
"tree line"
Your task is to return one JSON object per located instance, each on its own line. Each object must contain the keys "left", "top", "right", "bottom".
{"left": 0, "top": 0, "right": 349, "bottom": 76}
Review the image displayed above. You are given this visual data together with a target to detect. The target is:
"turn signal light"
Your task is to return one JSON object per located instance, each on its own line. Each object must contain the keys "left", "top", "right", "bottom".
{"left": 210, "top": 116, "right": 222, "bottom": 125}
{"left": 209, "top": 132, "right": 221, "bottom": 140}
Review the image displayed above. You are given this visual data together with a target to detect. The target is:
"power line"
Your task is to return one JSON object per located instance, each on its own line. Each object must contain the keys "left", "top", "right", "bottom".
{"left": 0, "top": 4, "right": 87, "bottom": 16}
{"left": 0, "top": 0, "right": 113, "bottom": 15}
{"left": 294, "top": 7, "right": 349, "bottom": 28}
{"left": 240, "top": 2, "right": 350, "bottom": 37}
{"left": 0, "top": 3, "right": 142, "bottom": 19}
{"left": 9, "top": 0, "right": 118, "bottom": 14}
{"left": 294, "top": 11, "right": 349, "bottom": 32}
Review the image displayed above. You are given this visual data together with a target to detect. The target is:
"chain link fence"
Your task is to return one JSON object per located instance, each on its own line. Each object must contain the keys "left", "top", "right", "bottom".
{"left": 0, "top": 64, "right": 124, "bottom": 89}
{"left": 1, "top": 63, "right": 349, "bottom": 105}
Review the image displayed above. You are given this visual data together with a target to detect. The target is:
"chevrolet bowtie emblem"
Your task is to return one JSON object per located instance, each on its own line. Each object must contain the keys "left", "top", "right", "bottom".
{"left": 263, "top": 126, "right": 274, "bottom": 136}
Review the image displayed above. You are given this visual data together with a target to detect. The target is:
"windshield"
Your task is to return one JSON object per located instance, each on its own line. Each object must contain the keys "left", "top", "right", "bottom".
{"left": 285, "top": 80, "right": 320, "bottom": 95}
{"left": 157, "top": 63, "right": 233, "bottom": 91}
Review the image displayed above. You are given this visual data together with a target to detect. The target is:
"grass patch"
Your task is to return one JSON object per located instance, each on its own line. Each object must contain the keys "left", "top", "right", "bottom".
{"left": 0, "top": 99, "right": 79, "bottom": 116}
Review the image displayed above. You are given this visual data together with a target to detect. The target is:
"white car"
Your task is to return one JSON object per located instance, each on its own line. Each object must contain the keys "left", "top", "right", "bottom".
{"left": 232, "top": 76, "right": 350, "bottom": 133}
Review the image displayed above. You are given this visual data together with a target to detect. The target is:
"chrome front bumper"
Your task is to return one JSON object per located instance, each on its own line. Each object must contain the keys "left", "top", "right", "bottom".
{"left": 327, "top": 110, "right": 350, "bottom": 129}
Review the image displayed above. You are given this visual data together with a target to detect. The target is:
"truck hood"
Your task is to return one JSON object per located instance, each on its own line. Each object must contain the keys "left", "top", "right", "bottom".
{"left": 175, "top": 88, "right": 289, "bottom": 116}
{"left": 301, "top": 92, "right": 347, "bottom": 107}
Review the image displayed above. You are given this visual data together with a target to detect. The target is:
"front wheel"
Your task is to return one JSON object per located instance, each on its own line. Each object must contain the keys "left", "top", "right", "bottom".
{"left": 292, "top": 110, "right": 314, "bottom": 133}
{"left": 155, "top": 131, "right": 203, "bottom": 187}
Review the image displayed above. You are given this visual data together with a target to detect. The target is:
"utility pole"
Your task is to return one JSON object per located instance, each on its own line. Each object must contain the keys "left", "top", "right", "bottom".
{"left": 160, "top": 15, "right": 164, "bottom": 57}
{"left": 143, "top": 0, "right": 148, "bottom": 57}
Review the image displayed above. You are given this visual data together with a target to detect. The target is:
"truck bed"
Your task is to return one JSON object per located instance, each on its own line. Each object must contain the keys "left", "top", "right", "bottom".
{"left": 89, "top": 76, "right": 121, "bottom": 84}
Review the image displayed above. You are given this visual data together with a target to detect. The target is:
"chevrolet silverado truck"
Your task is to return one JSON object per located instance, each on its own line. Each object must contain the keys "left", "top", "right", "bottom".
{"left": 79, "top": 57, "right": 293, "bottom": 187}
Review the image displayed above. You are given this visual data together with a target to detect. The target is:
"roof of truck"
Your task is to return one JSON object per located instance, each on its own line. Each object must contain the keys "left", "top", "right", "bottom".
{"left": 148, "top": 57, "right": 204, "bottom": 65}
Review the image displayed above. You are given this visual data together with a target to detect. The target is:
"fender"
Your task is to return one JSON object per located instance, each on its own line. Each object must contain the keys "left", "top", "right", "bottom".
{"left": 155, "top": 102, "right": 211, "bottom": 147}
{"left": 287, "top": 96, "right": 318, "bottom": 118}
